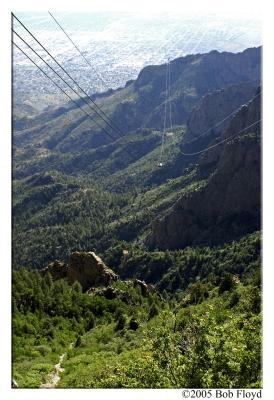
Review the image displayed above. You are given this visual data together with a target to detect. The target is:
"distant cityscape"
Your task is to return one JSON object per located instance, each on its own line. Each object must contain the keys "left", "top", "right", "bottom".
{"left": 13, "top": 12, "right": 261, "bottom": 112}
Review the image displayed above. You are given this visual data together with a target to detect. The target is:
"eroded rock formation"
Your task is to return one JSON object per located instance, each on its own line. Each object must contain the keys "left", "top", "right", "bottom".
{"left": 67, "top": 251, "right": 118, "bottom": 291}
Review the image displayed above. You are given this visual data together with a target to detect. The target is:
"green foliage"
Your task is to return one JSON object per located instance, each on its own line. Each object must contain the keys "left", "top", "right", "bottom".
{"left": 105, "top": 232, "right": 260, "bottom": 293}
{"left": 219, "top": 273, "right": 236, "bottom": 294}
{"left": 115, "top": 315, "right": 126, "bottom": 331}
{"left": 151, "top": 280, "right": 261, "bottom": 388}
{"left": 12, "top": 48, "right": 261, "bottom": 389}
{"left": 12, "top": 151, "right": 199, "bottom": 270}
{"left": 148, "top": 303, "right": 159, "bottom": 320}
{"left": 12, "top": 269, "right": 145, "bottom": 387}
{"left": 12, "top": 259, "right": 261, "bottom": 388}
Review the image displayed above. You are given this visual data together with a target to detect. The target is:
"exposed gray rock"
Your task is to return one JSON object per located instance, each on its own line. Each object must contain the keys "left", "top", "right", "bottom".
{"left": 147, "top": 91, "right": 261, "bottom": 249}
{"left": 184, "top": 83, "right": 256, "bottom": 143}
{"left": 67, "top": 251, "right": 118, "bottom": 291}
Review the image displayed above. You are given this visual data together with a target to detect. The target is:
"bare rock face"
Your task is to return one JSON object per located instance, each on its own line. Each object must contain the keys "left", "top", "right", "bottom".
{"left": 67, "top": 252, "right": 118, "bottom": 291}
{"left": 147, "top": 90, "right": 261, "bottom": 249}
{"left": 185, "top": 83, "right": 256, "bottom": 143}
{"left": 41, "top": 260, "right": 68, "bottom": 280}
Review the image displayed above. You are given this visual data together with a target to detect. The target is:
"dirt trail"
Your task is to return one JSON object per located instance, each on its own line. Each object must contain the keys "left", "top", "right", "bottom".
{"left": 40, "top": 342, "right": 73, "bottom": 389}
{"left": 40, "top": 353, "right": 65, "bottom": 388}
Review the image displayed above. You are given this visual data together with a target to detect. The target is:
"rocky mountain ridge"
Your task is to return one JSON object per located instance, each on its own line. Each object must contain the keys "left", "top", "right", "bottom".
{"left": 185, "top": 83, "right": 257, "bottom": 142}
{"left": 147, "top": 91, "right": 261, "bottom": 249}
{"left": 13, "top": 47, "right": 261, "bottom": 154}
{"left": 12, "top": 47, "right": 262, "bottom": 269}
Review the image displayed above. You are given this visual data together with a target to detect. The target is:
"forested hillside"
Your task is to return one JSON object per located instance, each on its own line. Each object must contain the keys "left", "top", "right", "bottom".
{"left": 12, "top": 46, "right": 262, "bottom": 389}
{"left": 13, "top": 237, "right": 261, "bottom": 388}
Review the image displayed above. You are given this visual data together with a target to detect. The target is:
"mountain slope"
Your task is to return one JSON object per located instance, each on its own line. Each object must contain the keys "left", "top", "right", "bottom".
{"left": 147, "top": 91, "right": 261, "bottom": 249}
{"left": 13, "top": 47, "right": 261, "bottom": 270}
{"left": 185, "top": 82, "right": 257, "bottom": 142}
{"left": 12, "top": 45, "right": 262, "bottom": 389}
{"left": 13, "top": 47, "right": 261, "bottom": 155}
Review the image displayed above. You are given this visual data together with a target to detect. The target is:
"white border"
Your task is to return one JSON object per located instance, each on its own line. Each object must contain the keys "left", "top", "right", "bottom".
{"left": 1, "top": 0, "right": 273, "bottom": 398}
{"left": 0, "top": 0, "right": 264, "bottom": 14}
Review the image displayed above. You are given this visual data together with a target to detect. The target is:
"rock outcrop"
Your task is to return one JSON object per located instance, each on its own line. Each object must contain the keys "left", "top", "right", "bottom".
{"left": 184, "top": 83, "right": 256, "bottom": 143}
{"left": 67, "top": 252, "right": 118, "bottom": 291}
{"left": 147, "top": 90, "right": 261, "bottom": 249}
{"left": 133, "top": 279, "right": 155, "bottom": 297}
{"left": 41, "top": 260, "right": 68, "bottom": 280}
{"left": 108, "top": 47, "right": 261, "bottom": 133}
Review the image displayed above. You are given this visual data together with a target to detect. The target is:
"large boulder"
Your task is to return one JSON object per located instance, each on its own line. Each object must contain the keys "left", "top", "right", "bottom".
{"left": 67, "top": 251, "right": 118, "bottom": 291}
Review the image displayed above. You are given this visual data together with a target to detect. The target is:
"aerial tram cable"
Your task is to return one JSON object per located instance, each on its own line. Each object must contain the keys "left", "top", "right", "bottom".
{"left": 12, "top": 29, "right": 119, "bottom": 142}
{"left": 158, "top": 35, "right": 261, "bottom": 159}
{"left": 157, "top": 25, "right": 208, "bottom": 168}
{"left": 12, "top": 12, "right": 125, "bottom": 140}
{"left": 178, "top": 118, "right": 261, "bottom": 156}
{"left": 12, "top": 13, "right": 126, "bottom": 140}
{"left": 168, "top": 60, "right": 173, "bottom": 133}
{"left": 156, "top": 24, "right": 259, "bottom": 165}
{"left": 12, "top": 41, "right": 118, "bottom": 143}
{"left": 158, "top": 56, "right": 177, "bottom": 167}
{"left": 48, "top": 11, "right": 109, "bottom": 91}
{"left": 12, "top": 40, "right": 143, "bottom": 188}
{"left": 12, "top": 41, "right": 140, "bottom": 183}
{"left": 158, "top": 58, "right": 169, "bottom": 168}
{"left": 181, "top": 91, "right": 261, "bottom": 147}
{"left": 167, "top": 59, "right": 178, "bottom": 160}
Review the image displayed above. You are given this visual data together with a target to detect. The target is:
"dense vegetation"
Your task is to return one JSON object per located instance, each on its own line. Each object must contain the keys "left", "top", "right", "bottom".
{"left": 12, "top": 240, "right": 261, "bottom": 388}
{"left": 12, "top": 139, "right": 203, "bottom": 270}
{"left": 12, "top": 47, "right": 262, "bottom": 389}
{"left": 105, "top": 232, "right": 260, "bottom": 291}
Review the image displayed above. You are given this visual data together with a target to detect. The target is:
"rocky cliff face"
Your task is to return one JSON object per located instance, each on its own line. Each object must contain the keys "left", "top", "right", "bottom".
{"left": 133, "top": 47, "right": 260, "bottom": 128}
{"left": 184, "top": 83, "right": 256, "bottom": 142}
{"left": 147, "top": 91, "right": 261, "bottom": 249}
{"left": 67, "top": 251, "right": 118, "bottom": 291}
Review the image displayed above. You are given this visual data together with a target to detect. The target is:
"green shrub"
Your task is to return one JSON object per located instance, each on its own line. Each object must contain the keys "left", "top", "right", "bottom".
{"left": 219, "top": 274, "right": 236, "bottom": 294}
{"left": 148, "top": 303, "right": 159, "bottom": 320}
{"left": 36, "top": 345, "right": 52, "bottom": 356}
{"left": 115, "top": 315, "right": 126, "bottom": 331}
{"left": 129, "top": 318, "right": 139, "bottom": 331}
